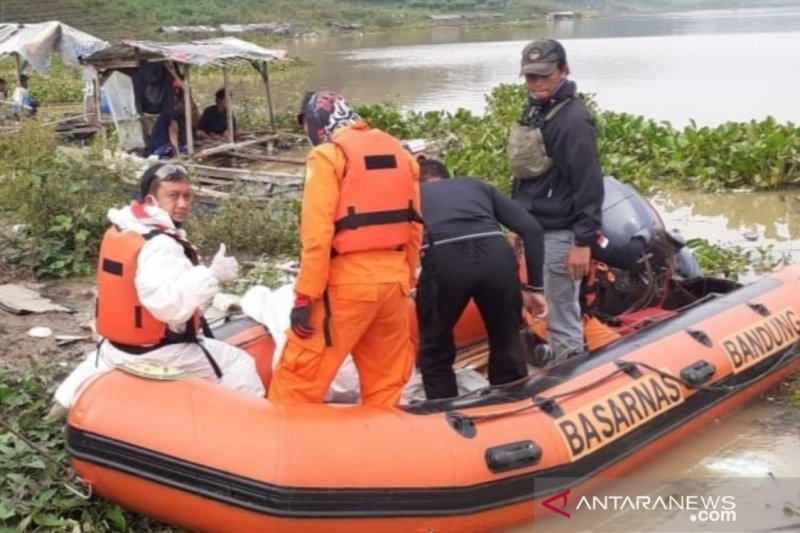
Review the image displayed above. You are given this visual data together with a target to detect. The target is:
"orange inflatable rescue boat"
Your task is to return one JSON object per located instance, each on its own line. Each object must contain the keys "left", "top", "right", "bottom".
{"left": 66, "top": 265, "right": 800, "bottom": 532}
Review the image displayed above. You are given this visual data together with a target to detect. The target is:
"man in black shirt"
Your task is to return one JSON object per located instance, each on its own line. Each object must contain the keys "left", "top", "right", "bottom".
{"left": 416, "top": 159, "right": 547, "bottom": 400}
{"left": 510, "top": 38, "right": 604, "bottom": 362}
{"left": 197, "top": 88, "right": 240, "bottom": 140}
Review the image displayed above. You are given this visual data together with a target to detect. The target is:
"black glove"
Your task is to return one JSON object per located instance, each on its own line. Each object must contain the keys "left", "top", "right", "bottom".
{"left": 290, "top": 295, "right": 314, "bottom": 339}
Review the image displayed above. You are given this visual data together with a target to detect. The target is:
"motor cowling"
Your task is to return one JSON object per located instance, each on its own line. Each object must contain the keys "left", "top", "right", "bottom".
{"left": 592, "top": 176, "right": 672, "bottom": 272}
{"left": 588, "top": 177, "right": 685, "bottom": 317}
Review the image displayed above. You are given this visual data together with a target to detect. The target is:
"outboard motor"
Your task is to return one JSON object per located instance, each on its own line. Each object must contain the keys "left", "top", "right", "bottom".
{"left": 588, "top": 176, "right": 701, "bottom": 317}
{"left": 592, "top": 176, "right": 669, "bottom": 271}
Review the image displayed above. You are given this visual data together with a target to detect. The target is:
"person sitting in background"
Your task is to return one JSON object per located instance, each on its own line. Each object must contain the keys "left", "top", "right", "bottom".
{"left": 196, "top": 88, "right": 241, "bottom": 140}
{"left": 146, "top": 90, "right": 188, "bottom": 158}
{"left": 11, "top": 74, "right": 37, "bottom": 119}
{"left": 50, "top": 163, "right": 265, "bottom": 419}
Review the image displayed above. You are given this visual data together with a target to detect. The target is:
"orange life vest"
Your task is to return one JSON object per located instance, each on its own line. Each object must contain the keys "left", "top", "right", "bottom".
{"left": 331, "top": 128, "right": 422, "bottom": 254}
{"left": 95, "top": 226, "right": 202, "bottom": 347}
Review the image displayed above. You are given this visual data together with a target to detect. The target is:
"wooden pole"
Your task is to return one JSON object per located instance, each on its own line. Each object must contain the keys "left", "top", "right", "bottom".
{"left": 93, "top": 71, "right": 107, "bottom": 144}
{"left": 223, "top": 65, "right": 234, "bottom": 144}
{"left": 14, "top": 53, "right": 22, "bottom": 124}
{"left": 194, "top": 134, "right": 278, "bottom": 159}
{"left": 14, "top": 53, "right": 21, "bottom": 85}
{"left": 91, "top": 73, "right": 101, "bottom": 126}
{"left": 254, "top": 60, "right": 276, "bottom": 131}
{"left": 183, "top": 65, "right": 194, "bottom": 155}
{"left": 97, "top": 71, "right": 112, "bottom": 144}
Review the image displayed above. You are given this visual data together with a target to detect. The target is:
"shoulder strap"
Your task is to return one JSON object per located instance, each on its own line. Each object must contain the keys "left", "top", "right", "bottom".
{"left": 519, "top": 101, "right": 537, "bottom": 125}
{"left": 544, "top": 97, "right": 573, "bottom": 122}
{"left": 519, "top": 96, "right": 572, "bottom": 126}
{"left": 140, "top": 229, "right": 203, "bottom": 346}
{"left": 143, "top": 229, "right": 199, "bottom": 265}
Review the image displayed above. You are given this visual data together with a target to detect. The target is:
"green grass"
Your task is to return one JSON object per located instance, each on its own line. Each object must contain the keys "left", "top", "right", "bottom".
{"left": 0, "top": 60, "right": 83, "bottom": 106}
{"left": 0, "top": 357, "right": 182, "bottom": 532}
{"left": 3, "top": 0, "right": 503, "bottom": 40}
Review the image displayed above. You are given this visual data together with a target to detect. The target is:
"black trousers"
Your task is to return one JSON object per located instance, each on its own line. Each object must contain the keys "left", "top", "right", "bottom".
{"left": 416, "top": 236, "right": 528, "bottom": 400}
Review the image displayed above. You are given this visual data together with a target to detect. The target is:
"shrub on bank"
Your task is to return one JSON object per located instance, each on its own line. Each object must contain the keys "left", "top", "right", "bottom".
{"left": 0, "top": 125, "right": 129, "bottom": 278}
{"left": 0, "top": 125, "right": 302, "bottom": 278}
{"left": 3, "top": 83, "right": 799, "bottom": 280}
{"left": 0, "top": 358, "right": 176, "bottom": 531}
{"left": 358, "top": 84, "right": 800, "bottom": 194}
{"left": 0, "top": 57, "right": 84, "bottom": 105}
{"left": 188, "top": 193, "right": 300, "bottom": 259}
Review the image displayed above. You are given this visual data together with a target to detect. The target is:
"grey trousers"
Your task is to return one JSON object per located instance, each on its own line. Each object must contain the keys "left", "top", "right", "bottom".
{"left": 544, "top": 230, "right": 584, "bottom": 361}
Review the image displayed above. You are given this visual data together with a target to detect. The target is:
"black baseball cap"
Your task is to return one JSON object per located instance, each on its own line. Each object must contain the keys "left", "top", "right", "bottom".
{"left": 520, "top": 39, "right": 567, "bottom": 76}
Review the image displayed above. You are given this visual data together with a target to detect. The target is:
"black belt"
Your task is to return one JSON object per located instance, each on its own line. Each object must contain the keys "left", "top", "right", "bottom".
{"left": 420, "top": 231, "right": 504, "bottom": 250}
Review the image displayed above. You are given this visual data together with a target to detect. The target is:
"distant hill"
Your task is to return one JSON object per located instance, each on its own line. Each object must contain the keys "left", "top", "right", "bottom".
{"left": 0, "top": 0, "right": 131, "bottom": 39}
{"left": 1, "top": 0, "right": 798, "bottom": 40}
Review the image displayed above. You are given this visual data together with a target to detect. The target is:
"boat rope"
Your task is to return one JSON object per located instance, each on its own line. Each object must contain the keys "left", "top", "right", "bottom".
{"left": 459, "top": 366, "right": 630, "bottom": 423}
{"left": 625, "top": 340, "right": 800, "bottom": 393}
{"left": 0, "top": 416, "right": 93, "bottom": 499}
{"left": 455, "top": 341, "right": 800, "bottom": 425}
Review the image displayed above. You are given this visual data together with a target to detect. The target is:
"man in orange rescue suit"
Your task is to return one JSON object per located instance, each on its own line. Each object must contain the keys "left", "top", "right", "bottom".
{"left": 268, "top": 91, "right": 423, "bottom": 407}
{"left": 53, "top": 163, "right": 265, "bottom": 413}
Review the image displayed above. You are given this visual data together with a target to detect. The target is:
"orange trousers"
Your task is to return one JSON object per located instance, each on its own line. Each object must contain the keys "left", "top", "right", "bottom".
{"left": 269, "top": 282, "right": 415, "bottom": 407}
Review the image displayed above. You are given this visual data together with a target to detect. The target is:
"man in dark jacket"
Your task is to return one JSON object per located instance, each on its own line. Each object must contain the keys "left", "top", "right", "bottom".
{"left": 146, "top": 90, "right": 187, "bottom": 158}
{"left": 509, "top": 38, "right": 604, "bottom": 363}
{"left": 417, "top": 159, "right": 547, "bottom": 400}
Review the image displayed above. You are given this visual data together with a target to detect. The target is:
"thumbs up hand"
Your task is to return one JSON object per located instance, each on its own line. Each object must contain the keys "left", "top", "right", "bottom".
{"left": 209, "top": 243, "right": 239, "bottom": 283}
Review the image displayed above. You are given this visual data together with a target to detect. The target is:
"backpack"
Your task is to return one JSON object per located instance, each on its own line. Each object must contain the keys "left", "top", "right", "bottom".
{"left": 507, "top": 98, "right": 571, "bottom": 180}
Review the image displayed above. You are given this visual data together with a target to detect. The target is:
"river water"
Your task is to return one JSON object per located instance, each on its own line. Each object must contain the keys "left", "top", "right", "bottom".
{"left": 502, "top": 400, "right": 800, "bottom": 533}
{"left": 278, "top": 8, "right": 800, "bottom": 532}
{"left": 284, "top": 6, "right": 800, "bottom": 126}
{"left": 272, "top": 7, "right": 800, "bottom": 276}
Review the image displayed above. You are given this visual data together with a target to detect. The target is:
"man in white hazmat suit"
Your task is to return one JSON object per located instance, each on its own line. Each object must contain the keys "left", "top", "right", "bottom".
{"left": 51, "top": 163, "right": 264, "bottom": 415}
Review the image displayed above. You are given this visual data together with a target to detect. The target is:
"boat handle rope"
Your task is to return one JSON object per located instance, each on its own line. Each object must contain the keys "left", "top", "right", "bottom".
{"left": 452, "top": 341, "right": 800, "bottom": 425}
{"left": 0, "top": 416, "right": 93, "bottom": 500}
{"left": 625, "top": 342, "right": 800, "bottom": 394}
{"left": 454, "top": 305, "right": 694, "bottom": 405}
{"left": 454, "top": 290, "right": 726, "bottom": 406}
{"left": 456, "top": 366, "right": 630, "bottom": 423}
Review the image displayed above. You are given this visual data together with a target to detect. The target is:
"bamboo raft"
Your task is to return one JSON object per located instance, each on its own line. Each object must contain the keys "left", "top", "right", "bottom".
{"left": 108, "top": 131, "right": 308, "bottom": 204}
{"left": 185, "top": 132, "right": 308, "bottom": 202}
{"left": 107, "top": 131, "right": 443, "bottom": 205}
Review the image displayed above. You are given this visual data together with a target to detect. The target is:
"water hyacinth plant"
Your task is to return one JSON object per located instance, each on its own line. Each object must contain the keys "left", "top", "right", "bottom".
{"left": 358, "top": 84, "right": 800, "bottom": 195}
